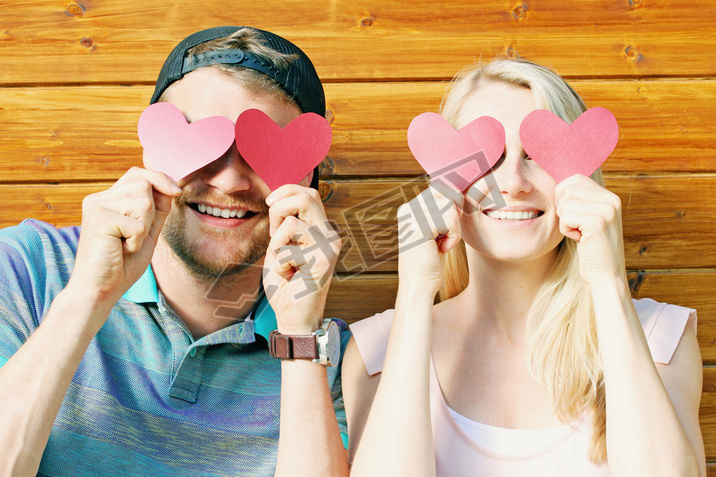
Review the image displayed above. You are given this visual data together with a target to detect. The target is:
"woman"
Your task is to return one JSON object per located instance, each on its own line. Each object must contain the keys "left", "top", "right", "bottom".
{"left": 342, "top": 59, "right": 705, "bottom": 476}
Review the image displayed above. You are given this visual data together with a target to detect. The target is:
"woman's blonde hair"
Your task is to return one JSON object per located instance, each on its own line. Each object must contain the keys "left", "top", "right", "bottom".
{"left": 438, "top": 59, "right": 607, "bottom": 463}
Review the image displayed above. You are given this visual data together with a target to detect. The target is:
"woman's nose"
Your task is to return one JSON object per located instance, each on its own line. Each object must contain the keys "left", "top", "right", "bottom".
{"left": 491, "top": 154, "right": 533, "bottom": 197}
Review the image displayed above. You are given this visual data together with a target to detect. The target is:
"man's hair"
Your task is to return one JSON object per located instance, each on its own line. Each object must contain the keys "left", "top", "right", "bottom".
{"left": 150, "top": 26, "right": 325, "bottom": 189}
{"left": 160, "top": 28, "right": 299, "bottom": 110}
{"left": 150, "top": 26, "right": 326, "bottom": 117}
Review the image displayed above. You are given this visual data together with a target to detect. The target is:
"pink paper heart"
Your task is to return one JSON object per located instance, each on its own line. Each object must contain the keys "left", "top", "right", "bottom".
{"left": 407, "top": 112, "right": 505, "bottom": 191}
{"left": 519, "top": 107, "right": 619, "bottom": 183}
{"left": 137, "top": 102, "right": 236, "bottom": 182}
{"left": 235, "top": 109, "right": 332, "bottom": 191}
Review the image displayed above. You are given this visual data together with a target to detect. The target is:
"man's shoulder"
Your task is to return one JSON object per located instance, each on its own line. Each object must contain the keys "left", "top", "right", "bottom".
{"left": 0, "top": 219, "right": 81, "bottom": 254}
{"left": 0, "top": 219, "right": 81, "bottom": 286}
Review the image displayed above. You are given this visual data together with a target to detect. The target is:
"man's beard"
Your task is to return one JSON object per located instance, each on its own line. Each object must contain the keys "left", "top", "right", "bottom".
{"left": 161, "top": 185, "right": 270, "bottom": 281}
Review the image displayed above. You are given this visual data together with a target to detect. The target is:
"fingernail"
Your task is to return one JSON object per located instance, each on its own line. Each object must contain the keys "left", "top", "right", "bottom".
{"left": 170, "top": 183, "right": 182, "bottom": 194}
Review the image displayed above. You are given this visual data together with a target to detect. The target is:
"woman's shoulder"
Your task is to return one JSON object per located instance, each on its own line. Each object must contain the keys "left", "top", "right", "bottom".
{"left": 632, "top": 297, "right": 697, "bottom": 365}
{"left": 348, "top": 309, "right": 396, "bottom": 376}
{"left": 345, "top": 299, "right": 697, "bottom": 373}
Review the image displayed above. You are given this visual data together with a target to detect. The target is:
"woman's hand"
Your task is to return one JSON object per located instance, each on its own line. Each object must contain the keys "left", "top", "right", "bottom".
{"left": 397, "top": 181, "right": 464, "bottom": 296}
{"left": 555, "top": 174, "right": 626, "bottom": 286}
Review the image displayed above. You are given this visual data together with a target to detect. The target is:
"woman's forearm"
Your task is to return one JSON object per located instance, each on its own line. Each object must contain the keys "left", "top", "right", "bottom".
{"left": 592, "top": 279, "right": 703, "bottom": 477}
{"left": 350, "top": 284, "right": 436, "bottom": 477}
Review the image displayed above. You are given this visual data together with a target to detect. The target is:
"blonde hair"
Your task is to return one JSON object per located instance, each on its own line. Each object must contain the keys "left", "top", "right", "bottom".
{"left": 160, "top": 28, "right": 299, "bottom": 109}
{"left": 438, "top": 59, "right": 607, "bottom": 463}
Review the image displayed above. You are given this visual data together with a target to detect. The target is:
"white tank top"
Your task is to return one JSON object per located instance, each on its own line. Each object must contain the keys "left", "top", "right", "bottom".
{"left": 350, "top": 298, "right": 696, "bottom": 477}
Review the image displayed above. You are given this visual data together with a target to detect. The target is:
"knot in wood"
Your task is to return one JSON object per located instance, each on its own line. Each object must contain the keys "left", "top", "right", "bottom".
{"left": 624, "top": 45, "right": 642, "bottom": 63}
{"left": 65, "top": 2, "right": 85, "bottom": 17}
{"left": 512, "top": 5, "right": 527, "bottom": 19}
{"left": 318, "top": 182, "right": 334, "bottom": 203}
{"left": 325, "top": 109, "right": 334, "bottom": 125}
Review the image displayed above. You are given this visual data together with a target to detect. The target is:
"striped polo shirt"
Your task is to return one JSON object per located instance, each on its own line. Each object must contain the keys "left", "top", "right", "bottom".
{"left": 0, "top": 219, "right": 349, "bottom": 476}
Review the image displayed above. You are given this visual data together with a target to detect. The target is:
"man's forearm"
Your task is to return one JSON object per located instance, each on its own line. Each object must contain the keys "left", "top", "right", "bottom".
{"left": 275, "top": 360, "right": 349, "bottom": 477}
{"left": 0, "top": 287, "right": 110, "bottom": 476}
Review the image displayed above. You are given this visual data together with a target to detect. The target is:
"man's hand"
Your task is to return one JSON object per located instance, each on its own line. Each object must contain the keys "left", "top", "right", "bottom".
{"left": 69, "top": 167, "right": 181, "bottom": 311}
{"left": 262, "top": 184, "right": 341, "bottom": 334}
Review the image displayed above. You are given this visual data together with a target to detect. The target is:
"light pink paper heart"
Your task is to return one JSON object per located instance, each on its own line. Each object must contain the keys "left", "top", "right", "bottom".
{"left": 519, "top": 107, "right": 619, "bottom": 183}
{"left": 407, "top": 112, "right": 505, "bottom": 191}
{"left": 137, "top": 102, "right": 236, "bottom": 182}
{"left": 235, "top": 109, "right": 332, "bottom": 191}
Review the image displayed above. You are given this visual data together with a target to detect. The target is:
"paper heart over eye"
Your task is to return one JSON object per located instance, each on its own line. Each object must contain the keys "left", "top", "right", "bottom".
{"left": 235, "top": 109, "right": 332, "bottom": 191}
{"left": 519, "top": 107, "right": 619, "bottom": 183}
{"left": 137, "top": 102, "right": 236, "bottom": 182}
{"left": 407, "top": 112, "right": 505, "bottom": 191}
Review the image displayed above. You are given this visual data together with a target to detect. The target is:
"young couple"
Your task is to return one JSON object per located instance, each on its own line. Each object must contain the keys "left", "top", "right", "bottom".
{"left": 0, "top": 25, "right": 703, "bottom": 476}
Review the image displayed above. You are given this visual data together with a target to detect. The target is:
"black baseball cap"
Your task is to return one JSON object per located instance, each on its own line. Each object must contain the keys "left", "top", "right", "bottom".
{"left": 150, "top": 26, "right": 326, "bottom": 188}
{"left": 151, "top": 26, "right": 325, "bottom": 116}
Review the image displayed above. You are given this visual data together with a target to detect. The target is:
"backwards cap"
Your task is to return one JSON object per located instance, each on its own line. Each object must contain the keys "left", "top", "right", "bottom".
{"left": 150, "top": 26, "right": 325, "bottom": 188}
{"left": 150, "top": 26, "right": 325, "bottom": 117}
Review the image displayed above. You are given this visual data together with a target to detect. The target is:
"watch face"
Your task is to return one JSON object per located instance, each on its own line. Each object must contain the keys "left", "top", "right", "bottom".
{"left": 317, "top": 320, "right": 341, "bottom": 367}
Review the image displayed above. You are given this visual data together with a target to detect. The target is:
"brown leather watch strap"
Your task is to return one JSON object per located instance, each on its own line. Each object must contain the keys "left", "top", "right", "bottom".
{"left": 269, "top": 330, "right": 319, "bottom": 360}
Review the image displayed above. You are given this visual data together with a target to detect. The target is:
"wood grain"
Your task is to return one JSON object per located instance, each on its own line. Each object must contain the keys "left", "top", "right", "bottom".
{"left": 702, "top": 367, "right": 716, "bottom": 461}
{"left": 627, "top": 270, "right": 716, "bottom": 364}
{"left": 1, "top": 79, "right": 715, "bottom": 183}
{"left": 0, "top": 175, "right": 713, "bottom": 270}
{"left": 324, "top": 175, "right": 716, "bottom": 272}
{"left": 330, "top": 270, "right": 714, "bottom": 336}
{"left": 328, "top": 262, "right": 716, "bottom": 367}
{"left": 1, "top": 0, "right": 714, "bottom": 84}
{"left": 326, "top": 273, "right": 397, "bottom": 321}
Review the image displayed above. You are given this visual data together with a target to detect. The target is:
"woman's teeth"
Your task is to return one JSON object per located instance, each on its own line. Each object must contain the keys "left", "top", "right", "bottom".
{"left": 197, "top": 204, "right": 247, "bottom": 219}
{"left": 486, "top": 210, "right": 539, "bottom": 220}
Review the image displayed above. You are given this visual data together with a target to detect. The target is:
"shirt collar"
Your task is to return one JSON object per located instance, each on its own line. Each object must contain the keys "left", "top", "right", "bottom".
{"left": 122, "top": 265, "right": 159, "bottom": 303}
{"left": 121, "top": 265, "right": 277, "bottom": 341}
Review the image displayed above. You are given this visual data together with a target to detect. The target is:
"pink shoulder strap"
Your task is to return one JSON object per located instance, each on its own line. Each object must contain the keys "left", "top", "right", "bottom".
{"left": 632, "top": 298, "right": 697, "bottom": 364}
{"left": 349, "top": 300, "right": 696, "bottom": 373}
{"left": 349, "top": 309, "right": 395, "bottom": 376}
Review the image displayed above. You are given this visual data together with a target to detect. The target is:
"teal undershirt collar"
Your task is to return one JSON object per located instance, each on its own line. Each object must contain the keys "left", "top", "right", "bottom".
{"left": 121, "top": 265, "right": 277, "bottom": 340}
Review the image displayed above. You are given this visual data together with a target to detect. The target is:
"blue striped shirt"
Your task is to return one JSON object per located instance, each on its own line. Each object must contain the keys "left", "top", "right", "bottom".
{"left": 0, "top": 219, "right": 349, "bottom": 476}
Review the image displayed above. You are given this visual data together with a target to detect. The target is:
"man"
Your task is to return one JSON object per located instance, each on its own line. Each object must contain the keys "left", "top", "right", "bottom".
{"left": 0, "top": 26, "right": 349, "bottom": 476}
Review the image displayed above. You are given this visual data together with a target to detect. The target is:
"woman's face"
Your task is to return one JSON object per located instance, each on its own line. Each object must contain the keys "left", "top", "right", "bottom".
{"left": 455, "top": 80, "right": 564, "bottom": 264}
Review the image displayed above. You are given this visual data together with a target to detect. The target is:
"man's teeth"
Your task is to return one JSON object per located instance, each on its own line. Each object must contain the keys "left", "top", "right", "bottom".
{"left": 486, "top": 210, "right": 539, "bottom": 220}
{"left": 196, "top": 204, "right": 247, "bottom": 219}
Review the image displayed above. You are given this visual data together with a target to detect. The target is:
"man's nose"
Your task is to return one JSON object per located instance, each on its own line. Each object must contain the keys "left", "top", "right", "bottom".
{"left": 200, "top": 145, "right": 253, "bottom": 194}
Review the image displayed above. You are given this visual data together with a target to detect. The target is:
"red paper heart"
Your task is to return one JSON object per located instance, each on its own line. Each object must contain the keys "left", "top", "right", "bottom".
{"left": 519, "top": 107, "right": 619, "bottom": 183}
{"left": 235, "top": 109, "right": 332, "bottom": 191}
{"left": 407, "top": 113, "right": 505, "bottom": 191}
{"left": 137, "top": 102, "right": 236, "bottom": 182}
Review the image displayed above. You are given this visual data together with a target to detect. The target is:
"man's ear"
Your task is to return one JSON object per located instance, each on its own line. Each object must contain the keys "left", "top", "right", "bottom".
{"left": 298, "top": 170, "right": 314, "bottom": 188}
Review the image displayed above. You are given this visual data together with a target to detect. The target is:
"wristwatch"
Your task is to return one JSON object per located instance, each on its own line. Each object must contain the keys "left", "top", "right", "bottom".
{"left": 268, "top": 319, "right": 341, "bottom": 367}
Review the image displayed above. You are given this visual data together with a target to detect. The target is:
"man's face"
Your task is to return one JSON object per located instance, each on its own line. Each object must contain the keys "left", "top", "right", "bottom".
{"left": 153, "top": 67, "right": 305, "bottom": 280}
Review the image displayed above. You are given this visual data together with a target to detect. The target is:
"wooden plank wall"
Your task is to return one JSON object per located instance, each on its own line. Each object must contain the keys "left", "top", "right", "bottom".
{"left": 1, "top": 0, "right": 715, "bottom": 470}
